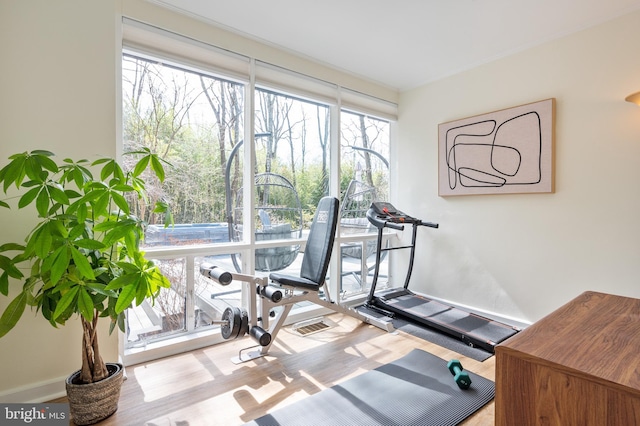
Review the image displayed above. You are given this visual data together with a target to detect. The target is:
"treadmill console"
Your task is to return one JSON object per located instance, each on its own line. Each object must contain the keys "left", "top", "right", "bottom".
{"left": 370, "top": 202, "right": 415, "bottom": 223}
{"left": 371, "top": 201, "right": 397, "bottom": 215}
{"left": 368, "top": 202, "right": 439, "bottom": 229}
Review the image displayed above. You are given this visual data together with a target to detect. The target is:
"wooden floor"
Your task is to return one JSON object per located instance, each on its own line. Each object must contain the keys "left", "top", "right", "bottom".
{"left": 58, "top": 313, "right": 496, "bottom": 425}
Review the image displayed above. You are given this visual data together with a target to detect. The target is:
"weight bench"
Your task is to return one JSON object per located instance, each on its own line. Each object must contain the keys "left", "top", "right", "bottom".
{"left": 201, "top": 196, "right": 392, "bottom": 363}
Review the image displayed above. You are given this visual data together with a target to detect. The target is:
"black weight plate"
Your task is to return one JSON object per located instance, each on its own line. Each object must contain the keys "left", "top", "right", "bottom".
{"left": 229, "top": 307, "right": 241, "bottom": 339}
{"left": 236, "top": 309, "right": 249, "bottom": 339}
{"left": 221, "top": 307, "right": 234, "bottom": 339}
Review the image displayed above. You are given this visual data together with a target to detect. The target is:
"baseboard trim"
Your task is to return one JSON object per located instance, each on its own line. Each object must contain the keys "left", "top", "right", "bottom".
{"left": 0, "top": 376, "right": 67, "bottom": 403}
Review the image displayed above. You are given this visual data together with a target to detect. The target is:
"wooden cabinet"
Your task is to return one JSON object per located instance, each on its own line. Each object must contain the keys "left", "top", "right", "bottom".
{"left": 495, "top": 291, "right": 640, "bottom": 425}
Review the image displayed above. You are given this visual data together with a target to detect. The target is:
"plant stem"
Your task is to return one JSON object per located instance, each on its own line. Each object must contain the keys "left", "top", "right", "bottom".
{"left": 80, "top": 315, "right": 108, "bottom": 383}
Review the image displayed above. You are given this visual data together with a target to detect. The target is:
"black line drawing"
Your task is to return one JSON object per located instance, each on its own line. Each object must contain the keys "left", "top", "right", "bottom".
{"left": 438, "top": 99, "right": 553, "bottom": 196}
{"left": 446, "top": 112, "right": 542, "bottom": 189}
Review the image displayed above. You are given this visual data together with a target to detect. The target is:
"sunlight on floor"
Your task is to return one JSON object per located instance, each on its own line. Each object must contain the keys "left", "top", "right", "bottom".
{"left": 133, "top": 353, "right": 215, "bottom": 402}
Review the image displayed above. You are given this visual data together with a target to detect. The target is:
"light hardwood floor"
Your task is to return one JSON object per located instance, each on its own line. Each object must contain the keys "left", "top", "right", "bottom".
{"left": 58, "top": 313, "right": 495, "bottom": 425}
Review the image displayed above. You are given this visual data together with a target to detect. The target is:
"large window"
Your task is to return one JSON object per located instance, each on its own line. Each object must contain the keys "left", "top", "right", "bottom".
{"left": 121, "top": 32, "right": 393, "bottom": 357}
{"left": 122, "top": 53, "right": 247, "bottom": 347}
{"left": 339, "top": 111, "right": 390, "bottom": 295}
{"left": 122, "top": 53, "right": 245, "bottom": 240}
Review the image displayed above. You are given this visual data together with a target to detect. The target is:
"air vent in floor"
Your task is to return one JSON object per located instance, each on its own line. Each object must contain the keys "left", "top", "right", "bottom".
{"left": 292, "top": 317, "right": 335, "bottom": 336}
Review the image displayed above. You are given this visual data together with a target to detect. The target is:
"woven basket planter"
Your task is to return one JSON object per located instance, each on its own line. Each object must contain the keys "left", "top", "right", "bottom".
{"left": 65, "top": 363, "right": 124, "bottom": 425}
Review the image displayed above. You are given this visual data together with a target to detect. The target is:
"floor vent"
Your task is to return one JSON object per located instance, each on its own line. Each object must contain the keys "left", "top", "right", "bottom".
{"left": 292, "top": 317, "right": 334, "bottom": 336}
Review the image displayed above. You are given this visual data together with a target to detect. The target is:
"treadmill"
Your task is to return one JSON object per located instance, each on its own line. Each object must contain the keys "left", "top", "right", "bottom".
{"left": 365, "top": 202, "right": 520, "bottom": 353}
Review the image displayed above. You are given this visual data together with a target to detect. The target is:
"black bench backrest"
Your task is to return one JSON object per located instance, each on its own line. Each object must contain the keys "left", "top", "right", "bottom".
{"left": 300, "top": 196, "right": 339, "bottom": 285}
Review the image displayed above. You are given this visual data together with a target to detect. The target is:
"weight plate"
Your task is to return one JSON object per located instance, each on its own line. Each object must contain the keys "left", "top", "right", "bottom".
{"left": 229, "top": 307, "right": 241, "bottom": 339}
{"left": 221, "top": 307, "right": 234, "bottom": 339}
{"left": 236, "top": 309, "right": 249, "bottom": 339}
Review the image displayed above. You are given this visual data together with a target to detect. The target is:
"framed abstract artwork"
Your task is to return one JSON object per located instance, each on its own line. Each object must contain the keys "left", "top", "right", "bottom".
{"left": 438, "top": 98, "right": 555, "bottom": 196}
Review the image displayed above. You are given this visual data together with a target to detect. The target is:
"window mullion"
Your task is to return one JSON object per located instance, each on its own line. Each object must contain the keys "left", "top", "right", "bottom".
{"left": 329, "top": 103, "right": 342, "bottom": 300}
{"left": 185, "top": 255, "right": 196, "bottom": 332}
{"left": 243, "top": 61, "right": 256, "bottom": 278}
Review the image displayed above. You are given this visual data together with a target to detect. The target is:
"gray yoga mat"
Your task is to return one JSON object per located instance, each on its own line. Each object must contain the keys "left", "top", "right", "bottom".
{"left": 244, "top": 348, "right": 494, "bottom": 426}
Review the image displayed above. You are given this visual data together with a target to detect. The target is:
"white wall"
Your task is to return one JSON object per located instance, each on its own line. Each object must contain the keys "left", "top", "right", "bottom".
{"left": 397, "top": 10, "right": 640, "bottom": 323}
{"left": 0, "top": 0, "right": 120, "bottom": 401}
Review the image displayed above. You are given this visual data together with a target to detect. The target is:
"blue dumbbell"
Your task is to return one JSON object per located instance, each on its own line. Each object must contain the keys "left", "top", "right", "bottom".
{"left": 447, "top": 359, "right": 472, "bottom": 389}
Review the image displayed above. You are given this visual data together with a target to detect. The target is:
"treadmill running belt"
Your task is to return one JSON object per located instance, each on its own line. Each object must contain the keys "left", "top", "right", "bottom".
{"left": 389, "top": 295, "right": 451, "bottom": 317}
{"left": 385, "top": 294, "right": 518, "bottom": 350}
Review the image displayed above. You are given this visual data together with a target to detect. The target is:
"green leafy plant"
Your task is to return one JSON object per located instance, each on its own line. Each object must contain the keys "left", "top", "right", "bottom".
{"left": 0, "top": 149, "right": 172, "bottom": 384}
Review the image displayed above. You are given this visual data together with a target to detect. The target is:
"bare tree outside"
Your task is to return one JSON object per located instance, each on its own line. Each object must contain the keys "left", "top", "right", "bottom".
{"left": 340, "top": 111, "right": 389, "bottom": 204}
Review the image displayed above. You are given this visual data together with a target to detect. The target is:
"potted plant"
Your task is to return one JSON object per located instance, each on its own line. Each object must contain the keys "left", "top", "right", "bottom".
{"left": 0, "top": 149, "right": 172, "bottom": 425}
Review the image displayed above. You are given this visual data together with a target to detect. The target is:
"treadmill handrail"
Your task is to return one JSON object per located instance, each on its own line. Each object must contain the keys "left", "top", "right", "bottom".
{"left": 366, "top": 208, "right": 404, "bottom": 230}
{"left": 421, "top": 220, "right": 439, "bottom": 228}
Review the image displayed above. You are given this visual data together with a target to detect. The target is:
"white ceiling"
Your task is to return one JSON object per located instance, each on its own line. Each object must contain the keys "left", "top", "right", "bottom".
{"left": 150, "top": 0, "right": 640, "bottom": 92}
